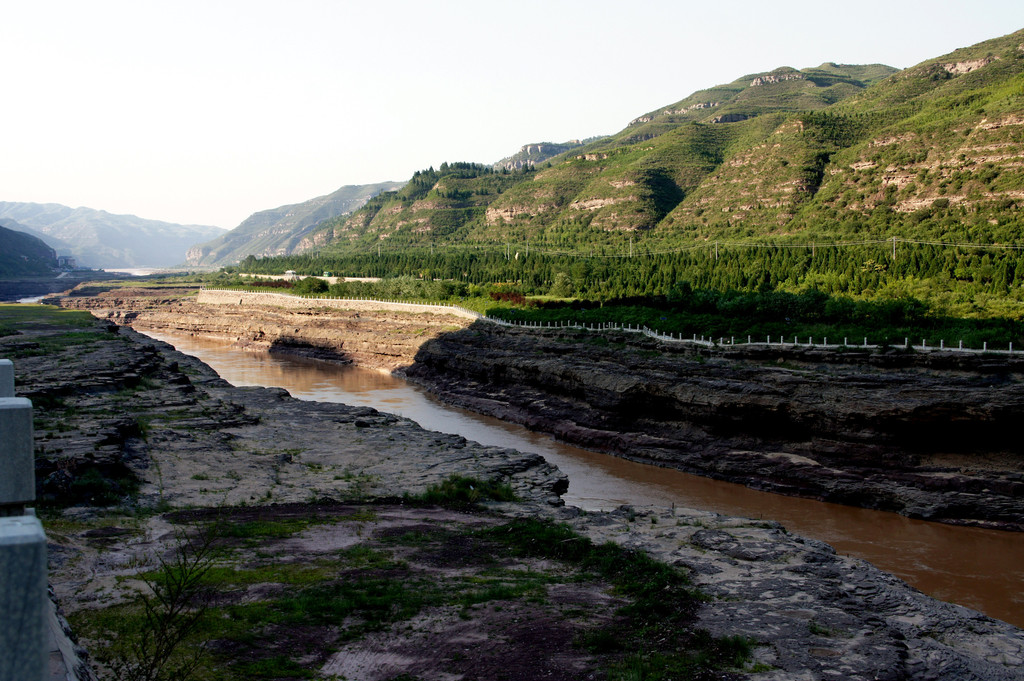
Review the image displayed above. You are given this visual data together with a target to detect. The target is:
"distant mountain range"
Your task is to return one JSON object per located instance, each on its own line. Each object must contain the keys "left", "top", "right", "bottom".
{"left": 291, "top": 28, "right": 1024, "bottom": 256}
{"left": 184, "top": 182, "right": 405, "bottom": 267}
{"left": 0, "top": 203, "right": 225, "bottom": 269}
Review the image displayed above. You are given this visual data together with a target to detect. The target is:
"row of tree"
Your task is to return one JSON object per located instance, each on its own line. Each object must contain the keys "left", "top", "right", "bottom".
{"left": 232, "top": 242, "right": 1024, "bottom": 317}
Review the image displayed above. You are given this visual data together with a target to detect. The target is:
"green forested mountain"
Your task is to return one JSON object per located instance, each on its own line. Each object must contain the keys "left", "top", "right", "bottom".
{"left": 241, "top": 29, "right": 1024, "bottom": 319}
{"left": 306, "top": 30, "right": 1023, "bottom": 255}
{"left": 303, "top": 61, "right": 903, "bottom": 250}
{"left": 186, "top": 181, "right": 405, "bottom": 266}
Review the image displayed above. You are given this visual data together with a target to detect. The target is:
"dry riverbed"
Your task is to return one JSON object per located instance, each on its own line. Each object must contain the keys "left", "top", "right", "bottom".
{"left": 3, "top": 304, "right": 1023, "bottom": 680}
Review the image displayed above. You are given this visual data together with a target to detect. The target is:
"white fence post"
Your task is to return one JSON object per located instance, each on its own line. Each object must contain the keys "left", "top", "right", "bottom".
{"left": 0, "top": 361, "right": 47, "bottom": 681}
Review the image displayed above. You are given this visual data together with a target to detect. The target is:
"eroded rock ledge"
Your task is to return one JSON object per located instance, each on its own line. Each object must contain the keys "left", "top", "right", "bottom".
{"left": 402, "top": 324, "right": 1024, "bottom": 531}
{"left": 49, "top": 286, "right": 472, "bottom": 372}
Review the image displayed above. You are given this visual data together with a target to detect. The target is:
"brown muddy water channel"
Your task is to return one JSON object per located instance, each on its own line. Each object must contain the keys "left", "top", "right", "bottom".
{"left": 146, "top": 331, "right": 1024, "bottom": 628}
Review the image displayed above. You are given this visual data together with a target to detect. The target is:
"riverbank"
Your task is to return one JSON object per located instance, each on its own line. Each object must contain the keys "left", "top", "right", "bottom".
{"left": 48, "top": 286, "right": 1024, "bottom": 531}
{"left": 5, "top": 305, "right": 1023, "bottom": 680}
{"left": 402, "top": 322, "right": 1024, "bottom": 532}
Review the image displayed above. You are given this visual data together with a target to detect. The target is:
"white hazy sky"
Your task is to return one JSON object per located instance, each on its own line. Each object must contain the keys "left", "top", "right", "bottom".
{"left": 4, "top": 1, "right": 1024, "bottom": 230}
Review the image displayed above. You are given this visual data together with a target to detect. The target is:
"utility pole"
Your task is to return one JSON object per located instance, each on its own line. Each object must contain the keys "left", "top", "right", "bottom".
{"left": 715, "top": 241, "right": 718, "bottom": 261}
{"left": 892, "top": 235, "right": 897, "bottom": 261}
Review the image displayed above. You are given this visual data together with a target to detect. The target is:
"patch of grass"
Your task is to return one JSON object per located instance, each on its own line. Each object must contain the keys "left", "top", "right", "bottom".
{"left": 480, "top": 518, "right": 751, "bottom": 677}
{"left": 609, "top": 631, "right": 755, "bottom": 681}
{"left": 480, "top": 518, "right": 699, "bottom": 622}
{"left": 233, "top": 656, "right": 313, "bottom": 679}
{"left": 808, "top": 619, "right": 846, "bottom": 637}
{"left": 336, "top": 545, "right": 400, "bottom": 568}
{"left": 195, "top": 563, "right": 335, "bottom": 587}
{"left": 408, "top": 475, "right": 518, "bottom": 507}
{"left": 0, "top": 304, "right": 97, "bottom": 328}
{"left": 210, "top": 518, "right": 317, "bottom": 542}
{"left": 244, "top": 575, "right": 433, "bottom": 636}
{"left": 7, "top": 330, "right": 111, "bottom": 357}
{"left": 576, "top": 627, "right": 624, "bottom": 653}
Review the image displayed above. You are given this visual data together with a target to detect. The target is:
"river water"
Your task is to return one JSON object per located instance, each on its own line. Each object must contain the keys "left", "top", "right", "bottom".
{"left": 145, "top": 331, "right": 1024, "bottom": 628}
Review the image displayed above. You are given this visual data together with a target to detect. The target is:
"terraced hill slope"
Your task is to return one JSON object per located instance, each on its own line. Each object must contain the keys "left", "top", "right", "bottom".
{"left": 305, "top": 29, "right": 1024, "bottom": 254}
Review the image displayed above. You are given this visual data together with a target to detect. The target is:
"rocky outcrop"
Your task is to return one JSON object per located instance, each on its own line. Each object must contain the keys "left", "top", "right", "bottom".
{"left": 750, "top": 71, "right": 806, "bottom": 86}
{"left": 943, "top": 57, "right": 998, "bottom": 75}
{"left": 711, "top": 113, "right": 750, "bottom": 123}
{"left": 49, "top": 287, "right": 475, "bottom": 372}
{"left": 7, "top": 313, "right": 566, "bottom": 514}
{"left": 401, "top": 324, "right": 1024, "bottom": 531}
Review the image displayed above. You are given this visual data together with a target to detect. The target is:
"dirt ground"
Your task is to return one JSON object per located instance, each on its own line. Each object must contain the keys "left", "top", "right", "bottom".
{"left": 52, "top": 501, "right": 734, "bottom": 681}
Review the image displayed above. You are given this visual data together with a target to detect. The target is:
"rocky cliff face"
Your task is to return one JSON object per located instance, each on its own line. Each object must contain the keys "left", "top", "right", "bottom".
{"left": 400, "top": 324, "right": 1024, "bottom": 530}
{"left": 51, "top": 287, "right": 472, "bottom": 372}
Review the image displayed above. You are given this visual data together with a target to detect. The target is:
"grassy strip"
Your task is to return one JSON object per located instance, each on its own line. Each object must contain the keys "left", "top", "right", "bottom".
{"left": 486, "top": 294, "right": 1024, "bottom": 349}
{"left": 0, "top": 304, "right": 112, "bottom": 357}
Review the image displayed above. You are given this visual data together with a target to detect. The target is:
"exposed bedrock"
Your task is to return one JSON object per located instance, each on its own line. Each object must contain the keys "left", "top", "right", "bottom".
{"left": 49, "top": 288, "right": 1024, "bottom": 530}
{"left": 400, "top": 324, "right": 1024, "bottom": 530}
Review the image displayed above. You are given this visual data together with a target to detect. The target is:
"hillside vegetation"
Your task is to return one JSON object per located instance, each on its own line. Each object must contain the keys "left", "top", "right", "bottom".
{"left": 186, "top": 181, "right": 405, "bottom": 266}
{"left": 242, "top": 29, "right": 1024, "bottom": 321}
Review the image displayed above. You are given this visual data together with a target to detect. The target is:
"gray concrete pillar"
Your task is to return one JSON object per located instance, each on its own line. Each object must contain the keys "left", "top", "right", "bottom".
{"left": 0, "top": 515, "right": 48, "bottom": 681}
{"left": 0, "top": 359, "right": 13, "bottom": 398}
{"left": 0, "top": 398, "right": 35, "bottom": 513}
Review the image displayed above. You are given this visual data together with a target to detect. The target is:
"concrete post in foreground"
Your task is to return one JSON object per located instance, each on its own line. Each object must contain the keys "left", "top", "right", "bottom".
{"left": 0, "top": 398, "right": 35, "bottom": 515}
{"left": 0, "top": 359, "right": 47, "bottom": 681}
{"left": 0, "top": 359, "right": 13, "bottom": 397}
{"left": 0, "top": 514, "right": 47, "bottom": 681}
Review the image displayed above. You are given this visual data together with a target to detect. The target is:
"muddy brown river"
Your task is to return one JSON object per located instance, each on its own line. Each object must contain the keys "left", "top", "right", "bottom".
{"left": 145, "top": 331, "right": 1024, "bottom": 628}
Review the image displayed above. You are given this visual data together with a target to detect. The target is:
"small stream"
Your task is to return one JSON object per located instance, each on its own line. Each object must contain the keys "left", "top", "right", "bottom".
{"left": 145, "top": 330, "right": 1024, "bottom": 628}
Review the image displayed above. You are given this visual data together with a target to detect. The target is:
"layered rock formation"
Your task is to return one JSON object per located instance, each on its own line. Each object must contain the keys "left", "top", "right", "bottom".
{"left": 402, "top": 324, "right": 1024, "bottom": 530}
{"left": 51, "top": 287, "right": 473, "bottom": 371}
{"left": 49, "top": 287, "right": 1024, "bottom": 530}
